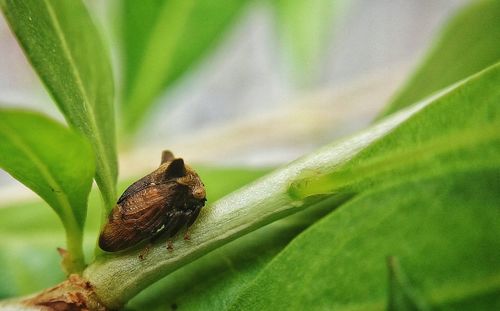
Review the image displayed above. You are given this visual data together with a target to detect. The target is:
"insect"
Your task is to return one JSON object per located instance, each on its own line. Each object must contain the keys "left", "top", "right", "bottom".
{"left": 98, "top": 150, "right": 206, "bottom": 253}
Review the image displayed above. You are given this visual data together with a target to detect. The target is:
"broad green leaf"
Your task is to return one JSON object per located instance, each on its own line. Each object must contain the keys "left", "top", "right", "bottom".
{"left": 291, "top": 62, "right": 500, "bottom": 198}
{"left": 229, "top": 63, "right": 500, "bottom": 310}
{"left": 121, "top": 0, "right": 249, "bottom": 133}
{"left": 0, "top": 0, "right": 118, "bottom": 210}
{"left": 0, "top": 109, "right": 94, "bottom": 273}
{"left": 137, "top": 63, "right": 500, "bottom": 309}
{"left": 379, "top": 0, "right": 500, "bottom": 117}
{"left": 0, "top": 166, "right": 268, "bottom": 298}
{"left": 231, "top": 170, "right": 500, "bottom": 310}
{"left": 84, "top": 62, "right": 500, "bottom": 309}
{"left": 271, "top": 0, "right": 346, "bottom": 84}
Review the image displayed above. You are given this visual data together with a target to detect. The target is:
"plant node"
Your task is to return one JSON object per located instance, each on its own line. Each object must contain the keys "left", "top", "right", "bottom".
{"left": 22, "top": 274, "right": 107, "bottom": 311}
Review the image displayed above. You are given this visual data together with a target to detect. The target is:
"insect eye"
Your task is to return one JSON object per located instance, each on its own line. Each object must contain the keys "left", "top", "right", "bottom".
{"left": 193, "top": 187, "right": 206, "bottom": 200}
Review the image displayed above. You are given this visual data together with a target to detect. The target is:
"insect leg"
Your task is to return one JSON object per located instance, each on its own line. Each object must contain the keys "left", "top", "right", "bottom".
{"left": 138, "top": 243, "right": 151, "bottom": 260}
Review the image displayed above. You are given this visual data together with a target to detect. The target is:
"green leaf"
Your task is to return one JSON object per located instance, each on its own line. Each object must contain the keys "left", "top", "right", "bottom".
{"left": 387, "top": 257, "right": 431, "bottom": 311}
{"left": 231, "top": 63, "right": 500, "bottom": 310}
{"left": 378, "top": 0, "right": 500, "bottom": 117}
{"left": 0, "top": 0, "right": 118, "bottom": 210}
{"left": 291, "top": 62, "right": 500, "bottom": 199}
{"left": 0, "top": 109, "right": 95, "bottom": 273}
{"left": 271, "top": 0, "right": 346, "bottom": 84}
{"left": 121, "top": 0, "right": 249, "bottom": 133}
{"left": 83, "top": 62, "right": 500, "bottom": 309}
{"left": 128, "top": 62, "right": 500, "bottom": 311}
{"left": 231, "top": 170, "right": 500, "bottom": 310}
{"left": 0, "top": 166, "right": 267, "bottom": 298}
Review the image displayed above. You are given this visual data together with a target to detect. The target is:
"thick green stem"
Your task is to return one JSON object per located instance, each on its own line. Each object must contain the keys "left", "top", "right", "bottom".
{"left": 83, "top": 102, "right": 428, "bottom": 309}
{"left": 63, "top": 225, "right": 86, "bottom": 274}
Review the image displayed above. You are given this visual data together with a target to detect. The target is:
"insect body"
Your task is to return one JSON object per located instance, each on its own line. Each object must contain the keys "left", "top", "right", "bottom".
{"left": 99, "top": 151, "right": 206, "bottom": 252}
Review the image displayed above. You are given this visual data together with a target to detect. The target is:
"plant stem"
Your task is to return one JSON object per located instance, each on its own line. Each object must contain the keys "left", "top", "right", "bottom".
{"left": 83, "top": 104, "right": 424, "bottom": 309}
{"left": 64, "top": 225, "right": 86, "bottom": 274}
{"left": 0, "top": 299, "right": 40, "bottom": 311}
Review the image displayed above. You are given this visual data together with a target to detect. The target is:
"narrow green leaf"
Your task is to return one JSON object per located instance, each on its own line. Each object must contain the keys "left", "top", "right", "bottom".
{"left": 121, "top": 0, "right": 249, "bottom": 133}
{"left": 0, "top": 0, "right": 117, "bottom": 210}
{"left": 0, "top": 109, "right": 95, "bottom": 273}
{"left": 231, "top": 170, "right": 500, "bottom": 310}
{"left": 271, "top": 0, "right": 346, "bottom": 84}
{"left": 378, "top": 0, "right": 500, "bottom": 117}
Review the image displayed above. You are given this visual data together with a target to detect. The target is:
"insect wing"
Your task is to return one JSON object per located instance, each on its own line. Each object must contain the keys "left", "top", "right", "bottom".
{"left": 99, "top": 184, "right": 176, "bottom": 251}
{"left": 116, "top": 173, "right": 155, "bottom": 204}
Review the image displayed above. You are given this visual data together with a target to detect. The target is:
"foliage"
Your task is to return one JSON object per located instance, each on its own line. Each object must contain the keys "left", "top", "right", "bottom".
{"left": 0, "top": 0, "right": 499, "bottom": 310}
{"left": 271, "top": 0, "right": 346, "bottom": 84}
{"left": 120, "top": 0, "right": 343, "bottom": 132}
{"left": 234, "top": 62, "right": 500, "bottom": 310}
{"left": 126, "top": 61, "right": 500, "bottom": 311}
{"left": 121, "top": 0, "right": 250, "bottom": 132}
{"left": 0, "top": 110, "right": 94, "bottom": 273}
{"left": 379, "top": 0, "right": 500, "bottom": 117}
{"left": 0, "top": 167, "right": 269, "bottom": 298}
{"left": 235, "top": 169, "right": 500, "bottom": 310}
{"left": 0, "top": 0, "right": 117, "bottom": 210}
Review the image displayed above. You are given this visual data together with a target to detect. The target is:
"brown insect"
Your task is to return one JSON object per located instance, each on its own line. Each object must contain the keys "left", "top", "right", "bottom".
{"left": 98, "top": 151, "right": 206, "bottom": 252}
